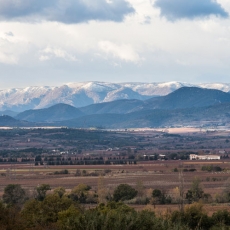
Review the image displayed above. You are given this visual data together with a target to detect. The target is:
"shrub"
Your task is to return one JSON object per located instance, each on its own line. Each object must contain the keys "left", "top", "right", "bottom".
{"left": 212, "top": 209, "right": 230, "bottom": 226}
{"left": 202, "top": 165, "right": 222, "bottom": 172}
{"left": 113, "top": 184, "right": 138, "bottom": 202}
{"left": 124, "top": 197, "right": 150, "bottom": 205}
{"left": 171, "top": 203, "right": 212, "bottom": 230}
{"left": 54, "top": 169, "right": 69, "bottom": 175}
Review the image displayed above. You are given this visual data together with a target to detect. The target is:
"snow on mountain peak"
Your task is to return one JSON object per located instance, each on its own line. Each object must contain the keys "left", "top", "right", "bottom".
{"left": 0, "top": 81, "right": 229, "bottom": 112}
{"left": 198, "top": 83, "right": 230, "bottom": 92}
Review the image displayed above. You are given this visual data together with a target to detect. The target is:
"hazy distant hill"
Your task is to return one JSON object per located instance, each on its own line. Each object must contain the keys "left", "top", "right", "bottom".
{"left": 0, "top": 115, "right": 31, "bottom": 127}
{"left": 15, "top": 103, "right": 84, "bottom": 122}
{"left": 2, "top": 86, "right": 229, "bottom": 129}
{"left": 1, "top": 81, "right": 230, "bottom": 112}
{"left": 58, "top": 102, "right": 230, "bottom": 128}
{"left": 79, "top": 99, "right": 145, "bottom": 115}
{"left": 144, "top": 87, "right": 230, "bottom": 110}
{"left": 80, "top": 87, "right": 230, "bottom": 115}
{"left": 0, "top": 110, "right": 19, "bottom": 117}
{"left": 5, "top": 101, "right": 230, "bottom": 128}
{"left": 55, "top": 87, "right": 230, "bottom": 128}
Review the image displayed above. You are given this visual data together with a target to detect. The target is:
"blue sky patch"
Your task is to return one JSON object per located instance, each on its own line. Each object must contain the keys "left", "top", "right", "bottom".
{"left": 154, "top": 0, "right": 228, "bottom": 21}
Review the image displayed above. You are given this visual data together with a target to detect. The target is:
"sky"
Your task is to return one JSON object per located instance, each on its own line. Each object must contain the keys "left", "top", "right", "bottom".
{"left": 0, "top": 0, "right": 230, "bottom": 88}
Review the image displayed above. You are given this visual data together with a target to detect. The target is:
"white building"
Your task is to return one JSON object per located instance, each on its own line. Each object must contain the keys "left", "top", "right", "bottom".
{"left": 190, "top": 154, "right": 220, "bottom": 160}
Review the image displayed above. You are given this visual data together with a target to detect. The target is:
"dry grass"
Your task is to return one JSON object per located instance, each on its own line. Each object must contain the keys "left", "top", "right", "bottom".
{"left": 1, "top": 160, "right": 230, "bottom": 194}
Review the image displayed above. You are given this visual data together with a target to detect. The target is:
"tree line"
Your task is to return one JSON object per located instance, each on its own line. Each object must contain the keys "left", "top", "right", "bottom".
{"left": 1, "top": 178, "right": 230, "bottom": 229}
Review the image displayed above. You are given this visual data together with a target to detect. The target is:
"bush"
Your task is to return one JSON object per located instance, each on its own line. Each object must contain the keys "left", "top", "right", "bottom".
{"left": 35, "top": 184, "right": 51, "bottom": 201}
{"left": 212, "top": 209, "right": 230, "bottom": 226}
{"left": 75, "top": 169, "right": 81, "bottom": 176}
{"left": 124, "top": 197, "right": 150, "bottom": 205}
{"left": 202, "top": 165, "right": 222, "bottom": 172}
{"left": 186, "top": 177, "right": 204, "bottom": 203}
{"left": 54, "top": 169, "right": 69, "bottom": 175}
{"left": 189, "top": 169, "right": 196, "bottom": 172}
{"left": 69, "top": 184, "right": 92, "bottom": 203}
{"left": 152, "top": 189, "right": 172, "bottom": 204}
{"left": 104, "top": 169, "right": 112, "bottom": 174}
{"left": 113, "top": 184, "right": 138, "bottom": 202}
{"left": 171, "top": 203, "right": 212, "bottom": 230}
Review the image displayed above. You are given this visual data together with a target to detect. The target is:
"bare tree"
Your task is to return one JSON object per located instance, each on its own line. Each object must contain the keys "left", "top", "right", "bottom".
{"left": 178, "top": 171, "right": 185, "bottom": 212}
{"left": 97, "top": 175, "right": 107, "bottom": 204}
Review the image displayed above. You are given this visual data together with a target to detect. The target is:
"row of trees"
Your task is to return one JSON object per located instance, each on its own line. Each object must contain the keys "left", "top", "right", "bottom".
{"left": 1, "top": 186, "right": 230, "bottom": 229}
{"left": 2, "top": 175, "right": 230, "bottom": 229}
{"left": 45, "top": 160, "right": 137, "bottom": 166}
{"left": 0, "top": 176, "right": 226, "bottom": 208}
{"left": 2, "top": 172, "right": 230, "bottom": 206}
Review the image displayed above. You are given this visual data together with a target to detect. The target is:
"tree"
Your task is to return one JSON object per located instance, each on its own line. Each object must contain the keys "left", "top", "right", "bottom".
{"left": 136, "top": 180, "right": 144, "bottom": 197}
{"left": 221, "top": 177, "right": 230, "bottom": 202}
{"left": 35, "top": 184, "right": 51, "bottom": 201}
{"left": 3, "top": 184, "right": 27, "bottom": 206}
{"left": 69, "top": 184, "right": 91, "bottom": 203}
{"left": 212, "top": 209, "right": 230, "bottom": 226}
{"left": 97, "top": 176, "right": 107, "bottom": 204}
{"left": 186, "top": 177, "right": 204, "bottom": 203}
{"left": 171, "top": 202, "right": 211, "bottom": 229}
{"left": 22, "top": 194, "right": 74, "bottom": 228}
{"left": 54, "top": 187, "right": 66, "bottom": 198}
{"left": 35, "top": 155, "right": 41, "bottom": 162}
{"left": 178, "top": 171, "right": 185, "bottom": 211}
{"left": 57, "top": 205, "right": 81, "bottom": 230}
{"left": 113, "top": 184, "right": 137, "bottom": 202}
{"left": 0, "top": 201, "right": 26, "bottom": 229}
{"left": 20, "top": 199, "right": 42, "bottom": 228}
{"left": 127, "top": 147, "right": 132, "bottom": 154}
{"left": 152, "top": 189, "right": 171, "bottom": 206}
{"left": 152, "top": 189, "right": 162, "bottom": 198}
{"left": 152, "top": 189, "right": 162, "bottom": 207}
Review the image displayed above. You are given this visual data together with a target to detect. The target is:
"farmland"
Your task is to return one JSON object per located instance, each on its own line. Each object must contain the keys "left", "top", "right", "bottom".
{"left": 1, "top": 128, "right": 230, "bottom": 212}
{"left": 1, "top": 128, "right": 230, "bottom": 230}
{"left": 1, "top": 160, "right": 230, "bottom": 217}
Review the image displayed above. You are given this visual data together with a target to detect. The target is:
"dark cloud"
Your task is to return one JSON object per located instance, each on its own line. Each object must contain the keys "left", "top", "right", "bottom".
{"left": 0, "top": 0, "right": 134, "bottom": 23}
{"left": 154, "top": 0, "right": 228, "bottom": 21}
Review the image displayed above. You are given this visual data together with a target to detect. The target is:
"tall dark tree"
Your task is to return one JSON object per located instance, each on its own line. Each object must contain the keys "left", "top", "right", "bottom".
{"left": 3, "top": 184, "right": 27, "bottom": 206}
{"left": 113, "top": 184, "right": 137, "bottom": 202}
{"left": 35, "top": 184, "right": 51, "bottom": 201}
{"left": 186, "top": 177, "right": 204, "bottom": 203}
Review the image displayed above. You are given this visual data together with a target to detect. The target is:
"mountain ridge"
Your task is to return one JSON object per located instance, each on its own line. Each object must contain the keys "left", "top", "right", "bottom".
{"left": 144, "top": 87, "right": 230, "bottom": 110}
{"left": 57, "top": 102, "right": 230, "bottom": 129}
{"left": 15, "top": 87, "right": 230, "bottom": 123}
{"left": 1, "top": 81, "right": 230, "bottom": 112}
{"left": 15, "top": 103, "right": 84, "bottom": 122}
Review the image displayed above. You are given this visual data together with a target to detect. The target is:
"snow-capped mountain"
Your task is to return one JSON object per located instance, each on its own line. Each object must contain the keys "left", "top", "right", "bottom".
{"left": 0, "top": 81, "right": 230, "bottom": 112}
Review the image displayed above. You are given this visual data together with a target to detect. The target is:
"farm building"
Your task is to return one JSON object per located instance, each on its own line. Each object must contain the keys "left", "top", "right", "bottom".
{"left": 190, "top": 154, "right": 220, "bottom": 160}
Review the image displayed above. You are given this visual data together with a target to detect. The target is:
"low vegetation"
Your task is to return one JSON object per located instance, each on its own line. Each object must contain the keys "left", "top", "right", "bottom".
{"left": 1, "top": 179, "right": 230, "bottom": 230}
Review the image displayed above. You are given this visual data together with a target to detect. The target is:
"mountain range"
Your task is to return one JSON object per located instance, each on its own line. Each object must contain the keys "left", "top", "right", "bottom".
{"left": 1, "top": 86, "right": 230, "bottom": 128}
{"left": 1, "top": 81, "right": 230, "bottom": 112}
{"left": 15, "top": 103, "right": 84, "bottom": 122}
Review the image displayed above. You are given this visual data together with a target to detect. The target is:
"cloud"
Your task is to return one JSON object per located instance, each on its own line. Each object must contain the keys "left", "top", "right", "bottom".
{"left": 0, "top": 0, "right": 134, "bottom": 23}
{"left": 98, "top": 41, "right": 142, "bottom": 63}
{"left": 154, "top": 0, "right": 229, "bottom": 21}
{"left": 0, "top": 43, "right": 18, "bottom": 64}
{"left": 39, "top": 47, "right": 78, "bottom": 62}
{"left": 0, "top": 33, "right": 29, "bottom": 65}
{"left": 143, "top": 16, "right": 151, "bottom": 24}
{"left": 5, "top": 31, "right": 14, "bottom": 36}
